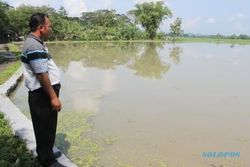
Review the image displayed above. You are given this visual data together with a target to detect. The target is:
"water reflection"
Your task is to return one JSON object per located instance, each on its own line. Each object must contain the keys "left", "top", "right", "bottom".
{"left": 10, "top": 42, "right": 250, "bottom": 167}
{"left": 55, "top": 133, "right": 70, "bottom": 156}
{"left": 169, "top": 45, "right": 182, "bottom": 65}
{"left": 49, "top": 42, "right": 183, "bottom": 79}
{"left": 128, "top": 42, "right": 171, "bottom": 78}
{"left": 49, "top": 42, "right": 140, "bottom": 70}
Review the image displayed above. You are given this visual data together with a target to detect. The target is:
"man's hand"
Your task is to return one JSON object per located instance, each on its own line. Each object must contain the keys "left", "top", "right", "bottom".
{"left": 51, "top": 97, "right": 61, "bottom": 112}
{"left": 36, "top": 73, "right": 62, "bottom": 112}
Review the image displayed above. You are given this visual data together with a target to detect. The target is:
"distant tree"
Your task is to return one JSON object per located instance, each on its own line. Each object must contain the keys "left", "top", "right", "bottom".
{"left": 156, "top": 31, "right": 167, "bottom": 40}
{"left": 169, "top": 17, "right": 183, "bottom": 40}
{"left": 229, "top": 34, "right": 237, "bottom": 39}
{"left": 81, "top": 10, "right": 117, "bottom": 27}
{"left": 7, "top": 5, "right": 56, "bottom": 36}
{"left": 2, "top": 1, "right": 169, "bottom": 41}
{"left": 128, "top": 1, "right": 172, "bottom": 39}
{"left": 58, "top": 6, "right": 67, "bottom": 17}
{"left": 81, "top": 9, "right": 142, "bottom": 40}
{"left": 238, "top": 34, "right": 249, "bottom": 39}
{"left": 0, "top": 1, "right": 11, "bottom": 39}
{"left": 215, "top": 33, "right": 224, "bottom": 39}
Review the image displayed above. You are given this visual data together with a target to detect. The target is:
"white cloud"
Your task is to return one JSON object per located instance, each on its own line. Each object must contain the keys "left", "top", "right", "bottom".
{"left": 7, "top": 0, "right": 50, "bottom": 7}
{"left": 103, "top": 0, "right": 113, "bottom": 8}
{"left": 134, "top": 0, "right": 160, "bottom": 3}
{"left": 229, "top": 13, "right": 244, "bottom": 22}
{"left": 233, "top": 22, "right": 245, "bottom": 31}
{"left": 229, "top": 13, "right": 246, "bottom": 33}
{"left": 184, "top": 16, "right": 202, "bottom": 29}
{"left": 207, "top": 17, "right": 215, "bottom": 24}
{"left": 62, "top": 0, "right": 87, "bottom": 17}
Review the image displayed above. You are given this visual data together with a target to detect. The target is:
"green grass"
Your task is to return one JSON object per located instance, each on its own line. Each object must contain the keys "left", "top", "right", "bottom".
{"left": 0, "top": 44, "right": 37, "bottom": 166}
{"left": 56, "top": 111, "right": 104, "bottom": 167}
{"left": 176, "top": 37, "right": 250, "bottom": 44}
{"left": 0, "top": 113, "right": 41, "bottom": 167}
{"left": 13, "top": 37, "right": 248, "bottom": 45}
{"left": 0, "top": 61, "right": 21, "bottom": 85}
{"left": 0, "top": 42, "right": 21, "bottom": 85}
{"left": 6, "top": 43, "right": 22, "bottom": 54}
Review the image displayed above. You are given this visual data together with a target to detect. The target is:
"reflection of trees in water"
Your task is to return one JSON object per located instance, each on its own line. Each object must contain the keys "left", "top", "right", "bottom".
{"left": 169, "top": 45, "right": 183, "bottom": 65}
{"left": 48, "top": 42, "right": 183, "bottom": 79}
{"left": 128, "top": 42, "right": 171, "bottom": 79}
{"left": 80, "top": 42, "right": 142, "bottom": 69}
{"left": 49, "top": 42, "right": 143, "bottom": 70}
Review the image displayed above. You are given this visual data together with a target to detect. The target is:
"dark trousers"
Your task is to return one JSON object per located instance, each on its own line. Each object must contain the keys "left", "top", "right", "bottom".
{"left": 28, "top": 84, "right": 61, "bottom": 167}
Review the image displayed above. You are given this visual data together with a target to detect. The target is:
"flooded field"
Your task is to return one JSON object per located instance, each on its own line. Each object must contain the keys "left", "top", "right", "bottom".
{"left": 10, "top": 42, "right": 250, "bottom": 167}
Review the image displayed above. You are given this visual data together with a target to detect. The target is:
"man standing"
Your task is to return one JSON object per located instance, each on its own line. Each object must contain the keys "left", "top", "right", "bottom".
{"left": 21, "top": 13, "right": 65, "bottom": 167}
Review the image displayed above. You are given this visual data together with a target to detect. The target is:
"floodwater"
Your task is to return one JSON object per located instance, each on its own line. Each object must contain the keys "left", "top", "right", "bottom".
{"left": 10, "top": 42, "right": 250, "bottom": 167}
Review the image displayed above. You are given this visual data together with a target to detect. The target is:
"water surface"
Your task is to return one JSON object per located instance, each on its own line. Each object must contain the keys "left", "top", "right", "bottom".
{"left": 11, "top": 42, "right": 250, "bottom": 167}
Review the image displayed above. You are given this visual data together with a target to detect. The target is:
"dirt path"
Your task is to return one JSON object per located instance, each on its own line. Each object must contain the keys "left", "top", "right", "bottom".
{"left": 0, "top": 44, "right": 7, "bottom": 50}
{"left": 0, "top": 61, "right": 17, "bottom": 71}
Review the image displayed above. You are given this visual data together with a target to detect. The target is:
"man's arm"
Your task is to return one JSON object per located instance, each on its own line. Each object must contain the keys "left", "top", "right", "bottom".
{"left": 37, "top": 72, "right": 61, "bottom": 112}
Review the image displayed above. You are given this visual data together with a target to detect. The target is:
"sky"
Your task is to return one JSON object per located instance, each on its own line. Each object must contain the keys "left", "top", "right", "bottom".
{"left": 5, "top": 0, "right": 250, "bottom": 35}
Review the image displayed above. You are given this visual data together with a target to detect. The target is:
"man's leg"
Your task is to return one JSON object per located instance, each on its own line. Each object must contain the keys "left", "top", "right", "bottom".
{"left": 28, "top": 85, "right": 60, "bottom": 166}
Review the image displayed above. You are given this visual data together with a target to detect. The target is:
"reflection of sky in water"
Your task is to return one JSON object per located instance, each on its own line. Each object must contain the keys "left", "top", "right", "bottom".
{"left": 10, "top": 42, "right": 250, "bottom": 167}
{"left": 61, "top": 61, "right": 116, "bottom": 112}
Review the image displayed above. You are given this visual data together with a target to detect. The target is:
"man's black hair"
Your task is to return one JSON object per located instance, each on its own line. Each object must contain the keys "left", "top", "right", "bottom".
{"left": 29, "top": 13, "right": 49, "bottom": 32}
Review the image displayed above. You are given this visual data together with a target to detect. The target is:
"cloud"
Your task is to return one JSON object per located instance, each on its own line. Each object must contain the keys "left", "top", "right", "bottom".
{"left": 103, "top": 0, "right": 113, "bottom": 8}
{"left": 134, "top": 0, "right": 166, "bottom": 4}
{"left": 233, "top": 22, "right": 245, "bottom": 31}
{"left": 229, "top": 13, "right": 244, "bottom": 22}
{"left": 62, "top": 0, "right": 87, "bottom": 17}
{"left": 207, "top": 17, "right": 215, "bottom": 24}
{"left": 229, "top": 13, "right": 246, "bottom": 32}
{"left": 184, "top": 16, "right": 202, "bottom": 29}
{"left": 7, "top": 0, "right": 50, "bottom": 7}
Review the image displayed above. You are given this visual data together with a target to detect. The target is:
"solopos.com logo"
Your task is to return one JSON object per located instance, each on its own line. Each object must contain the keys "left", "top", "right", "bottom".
{"left": 202, "top": 152, "right": 240, "bottom": 158}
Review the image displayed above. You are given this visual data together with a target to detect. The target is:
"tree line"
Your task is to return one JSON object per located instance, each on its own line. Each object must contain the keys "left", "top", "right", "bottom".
{"left": 0, "top": 0, "right": 183, "bottom": 42}
{"left": 183, "top": 33, "right": 250, "bottom": 40}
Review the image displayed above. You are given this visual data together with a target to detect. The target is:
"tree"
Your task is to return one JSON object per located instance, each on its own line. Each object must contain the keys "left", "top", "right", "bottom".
{"left": 0, "top": 1, "right": 11, "bottom": 40}
{"left": 81, "top": 9, "right": 134, "bottom": 28}
{"left": 229, "top": 34, "right": 237, "bottom": 39}
{"left": 58, "top": 6, "right": 67, "bottom": 17}
{"left": 169, "top": 17, "right": 183, "bottom": 40}
{"left": 238, "top": 34, "right": 249, "bottom": 39}
{"left": 128, "top": 1, "right": 172, "bottom": 39}
{"left": 81, "top": 9, "right": 143, "bottom": 40}
{"left": 7, "top": 5, "right": 56, "bottom": 36}
{"left": 81, "top": 10, "right": 117, "bottom": 27}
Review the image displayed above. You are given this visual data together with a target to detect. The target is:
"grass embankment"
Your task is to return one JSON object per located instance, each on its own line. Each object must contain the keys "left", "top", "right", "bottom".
{"left": 0, "top": 43, "right": 40, "bottom": 166}
{"left": 0, "top": 61, "right": 21, "bottom": 85}
{"left": 6, "top": 43, "right": 22, "bottom": 53}
{"left": 0, "top": 113, "right": 41, "bottom": 167}
{"left": 0, "top": 43, "right": 21, "bottom": 85}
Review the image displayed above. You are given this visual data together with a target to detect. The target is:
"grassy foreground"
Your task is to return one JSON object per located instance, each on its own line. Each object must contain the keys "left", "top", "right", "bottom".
{"left": 0, "top": 61, "right": 21, "bottom": 85}
{"left": 0, "top": 42, "right": 21, "bottom": 85}
{"left": 0, "top": 44, "right": 39, "bottom": 166}
{"left": 0, "top": 113, "right": 40, "bottom": 167}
